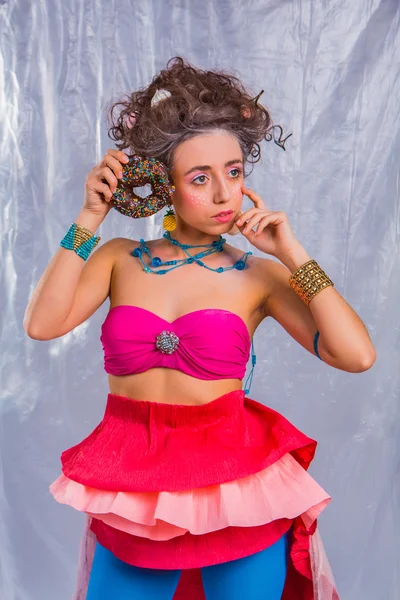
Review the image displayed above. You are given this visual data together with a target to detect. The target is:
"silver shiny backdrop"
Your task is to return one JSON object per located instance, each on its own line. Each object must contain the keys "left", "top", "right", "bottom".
{"left": 1, "top": 1, "right": 399, "bottom": 598}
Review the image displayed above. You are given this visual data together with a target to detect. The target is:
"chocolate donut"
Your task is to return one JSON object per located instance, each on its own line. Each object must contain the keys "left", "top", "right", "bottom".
{"left": 111, "top": 155, "right": 175, "bottom": 219}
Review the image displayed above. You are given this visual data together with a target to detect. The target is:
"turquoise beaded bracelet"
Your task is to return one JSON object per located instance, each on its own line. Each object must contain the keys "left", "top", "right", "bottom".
{"left": 60, "top": 223, "right": 101, "bottom": 261}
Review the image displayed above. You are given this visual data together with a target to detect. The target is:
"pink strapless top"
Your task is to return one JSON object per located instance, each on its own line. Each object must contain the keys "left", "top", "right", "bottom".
{"left": 100, "top": 305, "right": 251, "bottom": 380}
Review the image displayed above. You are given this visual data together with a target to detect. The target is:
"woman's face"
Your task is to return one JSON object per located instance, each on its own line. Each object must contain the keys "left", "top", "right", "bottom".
{"left": 170, "top": 130, "right": 244, "bottom": 235}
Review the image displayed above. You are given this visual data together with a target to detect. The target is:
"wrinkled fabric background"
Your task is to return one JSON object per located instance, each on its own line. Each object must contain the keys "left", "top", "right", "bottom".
{"left": 1, "top": 1, "right": 399, "bottom": 599}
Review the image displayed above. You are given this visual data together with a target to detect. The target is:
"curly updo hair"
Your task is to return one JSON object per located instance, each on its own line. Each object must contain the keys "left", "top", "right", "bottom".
{"left": 107, "top": 57, "right": 290, "bottom": 173}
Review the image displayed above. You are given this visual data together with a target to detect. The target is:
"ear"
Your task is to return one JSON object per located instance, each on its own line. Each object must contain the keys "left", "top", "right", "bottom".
{"left": 168, "top": 172, "right": 176, "bottom": 192}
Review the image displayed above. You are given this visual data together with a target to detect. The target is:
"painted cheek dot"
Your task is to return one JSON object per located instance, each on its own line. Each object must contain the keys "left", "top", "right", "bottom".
{"left": 187, "top": 192, "right": 208, "bottom": 206}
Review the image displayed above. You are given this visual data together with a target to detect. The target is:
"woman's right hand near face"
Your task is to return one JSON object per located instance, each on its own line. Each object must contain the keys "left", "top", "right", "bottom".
{"left": 83, "top": 149, "right": 130, "bottom": 218}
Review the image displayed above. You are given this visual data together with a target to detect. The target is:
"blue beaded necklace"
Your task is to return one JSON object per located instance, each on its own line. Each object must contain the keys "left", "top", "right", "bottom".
{"left": 132, "top": 231, "right": 253, "bottom": 274}
{"left": 131, "top": 231, "right": 256, "bottom": 395}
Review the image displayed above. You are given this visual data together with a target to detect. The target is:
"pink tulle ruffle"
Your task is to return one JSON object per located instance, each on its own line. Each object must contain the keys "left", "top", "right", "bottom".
{"left": 50, "top": 452, "right": 330, "bottom": 541}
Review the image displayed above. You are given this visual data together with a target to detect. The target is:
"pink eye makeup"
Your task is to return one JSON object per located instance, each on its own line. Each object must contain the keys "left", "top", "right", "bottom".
{"left": 191, "top": 173, "right": 209, "bottom": 186}
{"left": 190, "top": 165, "right": 243, "bottom": 186}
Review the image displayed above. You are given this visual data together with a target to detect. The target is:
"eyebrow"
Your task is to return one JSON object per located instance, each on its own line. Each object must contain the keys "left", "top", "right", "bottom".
{"left": 183, "top": 159, "right": 243, "bottom": 177}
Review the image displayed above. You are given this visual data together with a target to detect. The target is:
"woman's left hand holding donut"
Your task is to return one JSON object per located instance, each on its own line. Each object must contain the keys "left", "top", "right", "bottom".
{"left": 235, "top": 186, "right": 300, "bottom": 260}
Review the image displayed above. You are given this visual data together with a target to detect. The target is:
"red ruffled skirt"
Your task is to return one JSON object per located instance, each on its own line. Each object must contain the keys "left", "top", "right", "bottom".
{"left": 50, "top": 390, "right": 340, "bottom": 599}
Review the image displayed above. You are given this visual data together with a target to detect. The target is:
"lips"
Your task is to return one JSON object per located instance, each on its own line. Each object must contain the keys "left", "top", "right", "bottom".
{"left": 212, "top": 211, "right": 235, "bottom": 224}
{"left": 213, "top": 210, "right": 233, "bottom": 217}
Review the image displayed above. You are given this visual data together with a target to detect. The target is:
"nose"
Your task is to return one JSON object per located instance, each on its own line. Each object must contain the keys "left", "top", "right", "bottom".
{"left": 213, "top": 177, "right": 231, "bottom": 204}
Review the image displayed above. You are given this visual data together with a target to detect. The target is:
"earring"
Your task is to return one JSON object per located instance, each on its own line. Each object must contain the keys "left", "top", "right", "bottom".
{"left": 163, "top": 206, "right": 176, "bottom": 231}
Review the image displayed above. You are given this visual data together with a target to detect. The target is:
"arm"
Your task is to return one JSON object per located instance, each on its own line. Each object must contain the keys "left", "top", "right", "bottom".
{"left": 263, "top": 243, "right": 376, "bottom": 372}
{"left": 24, "top": 148, "right": 131, "bottom": 340}
{"left": 23, "top": 209, "right": 126, "bottom": 340}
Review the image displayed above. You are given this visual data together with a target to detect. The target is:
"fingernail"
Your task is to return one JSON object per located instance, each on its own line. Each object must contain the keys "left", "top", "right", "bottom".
{"left": 123, "top": 155, "right": 129, "bottom": 163}
{"left": 118, "top": 172, "right": 123, "bottom": 179}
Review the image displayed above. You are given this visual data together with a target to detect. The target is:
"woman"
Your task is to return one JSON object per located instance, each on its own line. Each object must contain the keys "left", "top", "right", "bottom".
{"left": 24, "top": 57, "right": 375, "bottom": 600}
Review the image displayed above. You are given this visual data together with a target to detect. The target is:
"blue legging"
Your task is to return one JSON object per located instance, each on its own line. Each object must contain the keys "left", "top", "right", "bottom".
{"left": 86, "top": 533, "right": 289, "bottom": 600}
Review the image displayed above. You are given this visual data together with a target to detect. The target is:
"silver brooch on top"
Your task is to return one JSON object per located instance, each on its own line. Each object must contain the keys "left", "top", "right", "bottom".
{"left": 156, "top": 330, "right": 180, "bottom": 354}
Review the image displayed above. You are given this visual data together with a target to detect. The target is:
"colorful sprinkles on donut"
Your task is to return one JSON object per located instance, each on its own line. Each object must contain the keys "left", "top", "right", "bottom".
{"left": 111, "top": 155, "right": 175, "bottom": 219}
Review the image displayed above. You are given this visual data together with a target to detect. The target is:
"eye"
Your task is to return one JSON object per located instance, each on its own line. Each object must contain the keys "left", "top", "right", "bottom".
{"left": 228, "top": 167, "right": 243, "bottom": 178}
{"left": 192, "top": 174, "right": 208, "bottom": 185}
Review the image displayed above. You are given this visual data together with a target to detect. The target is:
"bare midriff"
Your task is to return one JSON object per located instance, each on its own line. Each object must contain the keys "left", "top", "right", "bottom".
{"left": 107, "top": 370, "right": 243, "bottom": 406}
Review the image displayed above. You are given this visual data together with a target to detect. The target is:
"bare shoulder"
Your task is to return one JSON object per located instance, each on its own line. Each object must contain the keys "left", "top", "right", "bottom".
{"left": 256, "top": 254, "right": 291, "bottom": 284}
{"left": 84, "top": 236, "right": 141, "bottom": 282}
{"left": 97, "top": 236, "right": 140, "bottom": 260}
{"left": 245, "top": 253, "right": 293, "bottom": 315}
{"left": 101, "top": 236, "right": 140, "bottom": 251}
